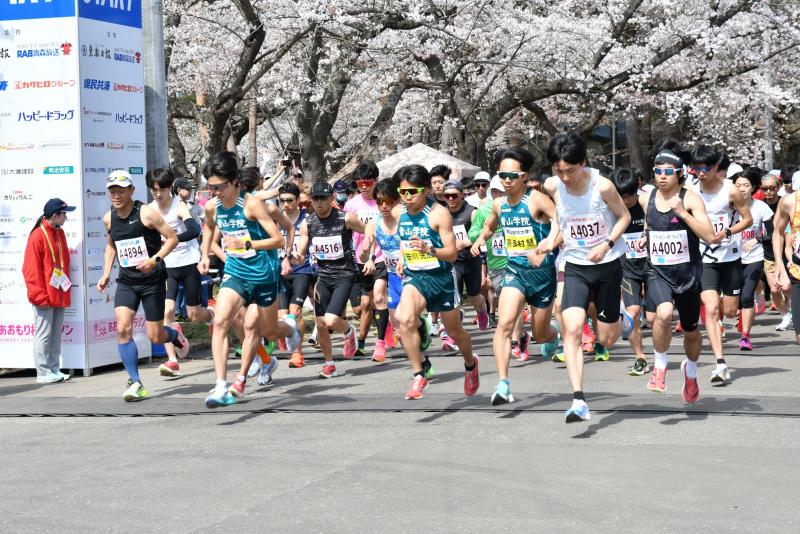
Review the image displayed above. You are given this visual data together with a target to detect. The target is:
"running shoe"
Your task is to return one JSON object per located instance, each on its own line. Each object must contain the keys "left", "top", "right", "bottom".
{"left": 170, "top": 323, "right": 190, "bottom": 359}
{"left": 710, "top": 364, "right": 731, "bottom": 383}
{"left": 258, "top": 356, "right": 279, "bottom": 386}
{"left": 442, "top": 335, "right": 459, "bottom": 352}
{"left": 629, "top": 358, "right": 650, "bottom": 376}
{"left": 681, "top": 360, "right": 700, "bottom": 404}
{"left": 594, "top": 343, "right": 610, "bottom": 362}
{"left": 385, "top": 320, "right": 397, "bottom": 349}
{"left": 620, "top": 306, "right": 634, "bottom": 339}
{"left": 233, "top": 345, "right": 243, "bottom": 358}
{"left": 477, "top": 311, "right": 489, "bottom": 331}
{"left": 319, "top": 362, "right": 338, "bottom": 379}
{"left": 739, "top": 336, "right": 753, "bottom": 351}
{"left": 581, "top": 322, "right": 595, "bottom": 353}
{"left": 422, "top": 358, "right": 435, "bottom": 379}
{"left": 489, "top": 313, "right": 498, "bottom": 328}
{"left": 736, "top": 311, "right": 743, "bottom": 333}
{"left": 405, "top": 375, "right": 428, "bottom": 400}
{"left": 205, "top": 387, "right": 236, "bottom": 409}
{"left": 420, "top": 315, "right": 432, "bottom": 352}
{"left": 517, "top": 332, "right": 531, "bottom": 361}
{"left": 289, "top": 351, "right": 305, "bottom": 368}
{"left": 36, "top": 372, "right": 63, "bottom": 384}
{"left": 463, "top": 355, "right": 480, "bottom": 396}
{"left": 551, "top": 351, "right": 565, "bottom": 363}
{"left": 540, "top": 337, "right": 558, "bottom": 360}
{"left": 522, "top": 307, "right": 531, "bottom": 323}
{"left": 371, "top": 339, "right": 387, "bottom": 363}
{"left": 159, "top": 360, "right": 180, "bottom": 377}
{"left": 776, "top": 313, "right": 793, "bottom": 331}
{"left": 229, "top": 376, "right": 247, "bottom": 398}
{"left": 122, "top": 380, "right": 148, "bottom": 402}
{"left": 282, "top": 314, "right": 302, "bottom": 353}
{"left": 55, "top": 371, "right": 71, "bottom": 382}
{"left": 308, "top": 325, "right": 318, "bottom": 347}
{"left": 511, "top": 340, "right": 522, "bottom": 361}
{"left": 675, "top": 322, "right": 684, "bottom": 333}
{"left": 246, "top": 358, "right": 262, "bottom": 378}
{"left": 342, "top": 326, "right": 357, "bottom": 359}
{"left": 429, "top": 319, "right": 440, "bottom": 337}
{"left": 265, "top": 339, "right": 276, "bottom": 355}
{"left": 647, "top": 367, "right": 667, "bottom": 393}
{"left": 491, "top": 380, "right": 514, "bottom": 406}
{"left": 564, "top": 399, "right": 591, "bottom": 423}
{"left": 769, "top": 301, "right": 777, "bottom": 312}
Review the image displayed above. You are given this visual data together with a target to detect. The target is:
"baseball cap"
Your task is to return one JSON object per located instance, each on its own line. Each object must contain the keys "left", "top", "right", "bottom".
{"left": 489, "top": 175, "right": 504, "bottom": 193}
{"left": 443, "top": 179, "right": 463, "bottom": 192}
{"left": 793, "top": 171, "right": 800, "bottom": 191}
{"left": 726, "top": 163, "right": 743, "bottom": 178}
{"left": 106, "top": 169, "right": 134, "bottom": 188}
{"left": 473, "top": 171, "right": 490, "bottom": 183}
{"left": 43, "top": 198, "right": 76, "bottom": 218}
{"left": 173, "top": 177, "right": 195, "bottom": 190}
{"left": 310, "top": 181, "right": 333, "bottom": 198}
{"left": 333, "top": 179, "right": 347, "bottom": 193}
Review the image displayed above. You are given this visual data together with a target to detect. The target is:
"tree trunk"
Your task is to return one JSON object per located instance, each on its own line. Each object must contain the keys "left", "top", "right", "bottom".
{"left": 248, "top": 92, "right": 258, "bottom": 165}
{"left": 626, "top": 111, "right": 643, "bottom": 171}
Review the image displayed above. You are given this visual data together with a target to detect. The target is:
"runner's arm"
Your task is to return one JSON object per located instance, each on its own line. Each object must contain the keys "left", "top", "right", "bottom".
{"left": 470, "top": 199, "right": 500, "bottom": 256}
{"left": 175, "top": 201, "right": 201, "bottom": 242}
{"left": 600, "top": 179, "right": 631, "bottom": 245}
{"left": 296, "top": 220, "right": 310, "bottom": 257}
{"left": 246, "top": 196, "right": 285, "bottom": 251}
{"left": 266, "top": 202, "right": 295, "bottom": 258}
{"left": 772, "top": 197, "right": 791, "bottom": 281}
{"left": 428, "top": 205, "right": 458, "bottom": 263}
{"left": 682, "top": 191, "right": 716, "bottom": 243}
{"left": 141, "top": 204, "right": 178, "bottom": 260}
{"left": 531, "top": 189, "right": 563, "bottom": 252}
{"left": 360, "top": 220, "right": 377, "bottom": 264}
{"left": 345, "top": 212, "right": 367, "bottom": 234}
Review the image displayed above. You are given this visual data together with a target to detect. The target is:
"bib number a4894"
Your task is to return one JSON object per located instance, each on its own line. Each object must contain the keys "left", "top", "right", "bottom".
{"left": 116, "top": 237, "right": 148, "bottom": 268}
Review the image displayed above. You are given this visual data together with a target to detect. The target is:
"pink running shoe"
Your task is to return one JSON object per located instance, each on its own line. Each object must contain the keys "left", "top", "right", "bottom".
{"left": 342, "top": 327, "right": 357, "bottom": 359}
{"left": 739, "top": 336, "right": 753, "bottom": 351}
{"left": 319, "top": 362, "right": 338, "bottom": 379}
{"left": 228, "top": 376, "right": 246, "bottom": 398}
{"left": 647, "top": 367, "right": 667, "bottom": 393}
{"left": 384, "top": 321, "right": 397, "bottom": 349}
{"left": 159, "top": 360, "right": 180, "bottom": 377}
{"left": 169, "top": 322, "right": 190, "bottom": 359}
{"left": 681, "top": 360, "right": 700, "bottom": 404}
{"left": 405, "top": 375, "right": 428, "bottom": 400}
{"left": 441, "top": 335, "right": 458, "bottom": 352}
{"left": 463, "top": 354, "right": 480, "bottom": 396}
{"left": 755, "top": 292, "right": 766, "bottom": 314}
{"left": 477, "top": 311, "right": 489, "bottom": 331}
{"left": 371, "top": 340, "right": 387, "bottom": 363}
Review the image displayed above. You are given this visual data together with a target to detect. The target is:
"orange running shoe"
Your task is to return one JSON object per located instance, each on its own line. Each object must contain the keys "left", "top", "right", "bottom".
{"left": 289, "top": 351, "right": 305, "bottom": 368}
{"left": 405, "top": 375, "right": 428, "bottom": 400}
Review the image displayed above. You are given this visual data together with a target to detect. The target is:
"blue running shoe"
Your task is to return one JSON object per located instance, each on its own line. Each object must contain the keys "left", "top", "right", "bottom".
{"left": 258, "top": 356, "right": 279, "bottom": 386}
{"left": 564, "top": 400, "right": 591, "bottom": 423}
{"left": 205, "top": 388, "right": 237, "bottom": 409}
{"left": 247, "top": 358, "right": 262, "bottom": 378}
{"left": 491, "top": 380, "right": 515, "bottom": 406}
{"left": 283, "top": 314, "right": 302, "bottom": 353}
{"left": 540, "top": 338, "right": 559, "bottom": 359}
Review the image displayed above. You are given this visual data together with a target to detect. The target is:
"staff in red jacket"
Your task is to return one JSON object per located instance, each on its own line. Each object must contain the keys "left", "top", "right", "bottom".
{"left": 22, "top": 198, "right": 76, "bottom": 384}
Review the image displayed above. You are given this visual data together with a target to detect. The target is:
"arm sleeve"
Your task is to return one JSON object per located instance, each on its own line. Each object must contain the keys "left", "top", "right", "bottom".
{"left": 177, "top": 217, "right": 201, "bottom": 242}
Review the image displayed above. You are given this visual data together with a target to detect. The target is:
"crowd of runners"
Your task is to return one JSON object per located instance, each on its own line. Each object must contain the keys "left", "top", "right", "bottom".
{"left": 92, "top": 133, "right": 800, "bottom": 422}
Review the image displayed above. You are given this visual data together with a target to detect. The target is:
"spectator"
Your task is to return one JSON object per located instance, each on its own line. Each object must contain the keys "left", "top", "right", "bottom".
{"left": 22, "top": 198, "right": 76, "bottom": 384}
{"left": 465, "top": 171, "right": 490, "bottom": 207}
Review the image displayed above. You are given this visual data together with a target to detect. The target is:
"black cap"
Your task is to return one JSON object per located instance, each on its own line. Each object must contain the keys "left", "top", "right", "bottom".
{"left": 174, "top": 177, "right": 195, "bottom": 190}
{"left": 43, "top": 198, "right": 76, "bottom": 218}
{"left": 333, "top": 179, "right": 347, "bottom": 193}
{"left": 311, "top": 181, "right": 333, "bottom": 197}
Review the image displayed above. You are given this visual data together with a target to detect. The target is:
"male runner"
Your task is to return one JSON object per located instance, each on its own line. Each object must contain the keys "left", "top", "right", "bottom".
{"left": 761, "top": 173, "right": 793, "bottom": 330}
{"left": 772, "top": 185, "right": 800, "bottom": 346}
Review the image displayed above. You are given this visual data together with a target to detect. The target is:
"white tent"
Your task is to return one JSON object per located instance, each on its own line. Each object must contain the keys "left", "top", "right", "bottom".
{"left": 377, "top": 143, "right": 482, "bottom": 180}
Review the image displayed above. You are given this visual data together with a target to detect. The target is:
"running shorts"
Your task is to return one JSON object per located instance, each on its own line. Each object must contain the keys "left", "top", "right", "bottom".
{"left": 562, "top": 260, "right": 623, "bottom": 323}
{"left": 280, "top": 273, "right": 313, "bottom": 310}
{"left": 501, "top": 264, "right": 557, "bottom": 309}
{"left": 220, "top": 273, "right": 279, "bottom": 308}
{"left": 404, "top": 269, "right": 459, "bottom": 313}
{"left": 166, "top": 263, "right": 202, "bottom": 307}
{"left": 700, "top": 259, "right": 742, "bottom": 296}
{"left": 644, "top": 275, "right": 701, "bottom": 332}
{"left": 115, "top": 279, "right": 166, "bottom": 322}
{"left": 315, "top": 275, "right": 354, "bottom": 318}
{"left": 453, "top": 256, "right": 483, "bottom": 298}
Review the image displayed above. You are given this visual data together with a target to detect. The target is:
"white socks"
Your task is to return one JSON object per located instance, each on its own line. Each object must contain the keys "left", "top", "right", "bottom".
{"left": 654, "top": 350, "right": 668, "bottom": 370}
{"left": 684, "top": 359, "right": 698, "bottom": 378}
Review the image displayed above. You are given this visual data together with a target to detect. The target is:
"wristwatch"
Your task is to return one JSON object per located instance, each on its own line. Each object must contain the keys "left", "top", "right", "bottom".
{"left": 371, "top": 254, "right": 377, "bottom": 261}
{"left": 153, "top": 255, "right": 162, "bottom": 263}
{"left": 605, "top": 238, "right": 615, "bottom": 248}
{"left": 724, "top": 228, "right": 732, "bottom": 238}
{"left": 245, "top": 241, "right": 253, "bottom": 251}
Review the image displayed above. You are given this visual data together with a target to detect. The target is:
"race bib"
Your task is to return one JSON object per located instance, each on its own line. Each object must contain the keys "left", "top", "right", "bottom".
{"left": 312, "top": 235, "right": 344, "bottom": 261}
{"left": 402, "top": 239, "right": 439, "bottom": 271}
{"left": 358, "top": 210, "right": 380, "bottom": 226}
{"left": 453, "top": 224, "right": 469, "bottom": 243}
{"left": 623, "top": 231, "right": 648, "bottom": 259}
{"left": 649, "top": 230, "right": 690, "bottom": 265}
{"left": 222, "top": 229, "right": 255, "bottom": 259}
{"left": 279, "top": 230, "right": 299, "bottom": 259}
{"left": 504, "top": 226, "right": 537, "bottom": 257}
{"left": 741, "top": 225, "right": 762, "bottom": 242}
{"left": 491, "top": 231, "right": 506, "bottom": 256}
{"left": 565, "top": 214, "right": 608, "bottom": 248}
{"left": 710, "top": 213, "right": 731, "bottom": 244}
{"left": 383, "top": 248, "right": 400, "bottom": 271}
{"left": 115, "top": 237, "right": 148, "bottom": 268}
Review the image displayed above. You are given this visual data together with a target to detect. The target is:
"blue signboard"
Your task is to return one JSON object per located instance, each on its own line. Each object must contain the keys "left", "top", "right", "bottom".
{"left": 78, "top": 0, "right": 141, "bottom": 29}
{"left": 0, "top": 0, "right": 75, "bottom": 21}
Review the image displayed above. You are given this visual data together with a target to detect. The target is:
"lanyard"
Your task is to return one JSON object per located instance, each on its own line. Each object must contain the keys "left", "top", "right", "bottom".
{"left": 40, "top": 224, "right": 64, "bottom": 269}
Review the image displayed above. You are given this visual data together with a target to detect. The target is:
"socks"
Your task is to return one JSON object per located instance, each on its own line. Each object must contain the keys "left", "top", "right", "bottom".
{"left": 118, "top": 340, "right": 140, "bottom": 383}
{"left": 742, "top": 331, "right": 750, "bottom": 338}
{"left": 257, "top": 344, "right": 271, "bottom": 364}
{"left": 464, "top": 361, "right": 475, "bottom": 372}
{"left": 594, "top": 342, "right": 605, "bottom": 353}
{"left": 164, "top": 326, "right": 178, "bottom": 344}
{"left": 375, "top": 308, "right": 389, "bottom": 340}
{"left": 573, "top": 390, "right": 586, "bottom": 402}
{"left": 716, "top": 358, "right": 727, "bottom": 365}
{"left": 215, "top": 378, "right": 227, "bottom": 391}
{"left": 684, "top": 359, "right": 698, "bottom": 378}
{"left": 357, "top": 338, "right": 366, "bottom": 350}
{"left": 654, "top": 350, "right": 668, "bottom": 370}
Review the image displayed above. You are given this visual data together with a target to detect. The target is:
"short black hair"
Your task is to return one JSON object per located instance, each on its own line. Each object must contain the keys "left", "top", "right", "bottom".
{"left": 654, "top": 138, "right": 691, "bottom": 168}
{"left": 398, "top": 164, "right": 431, "bottom": 188}
{"left": 374, "top": 178, "right": 400, "bottom": 201}
{"left": 732, "top": 167, "right": 760, "bottom": 190}
{"left": 352, "top": 160, "right": 379, "bottom": 181}
{"left": 546, "top": 132, "right": 587, "bottom": 165}
{"left": 610, "top": 168, "right": 640, "bottom": 197}
{"left": 780, "top": 165, "right": 797, "bottom": 184}
{"left": 690, "top": 144, "right": 721, "bottom": 167}
{"left": 429, "top": 165, "right": 451, "bottom": 180}
{"left": 239, "top": 166, "right": 262, "bottom": 193}
{"left": 494, "top": 146, "right": 535, "bottom": 172}
{"left": 145, "top": 168, "right": 175, "bottom": 190}
{"left": 345, "top": 179, "right": 358, "bottom": 195}
{"left": 279, "top": 182, "right": 300, "bottom": 198}
{"left": 717, "top": 153, "right": 730, "bottom": 171}
{"left": 202, "top": 151, "right": 239, "bottom": 182}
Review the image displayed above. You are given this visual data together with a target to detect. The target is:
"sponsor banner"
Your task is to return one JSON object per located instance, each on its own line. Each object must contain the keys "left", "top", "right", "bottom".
{"left": 0, "top": 0, "right": 76, "bottom": 22}
{"left": 79, "top": 0, "right": 142, "bottom": 30}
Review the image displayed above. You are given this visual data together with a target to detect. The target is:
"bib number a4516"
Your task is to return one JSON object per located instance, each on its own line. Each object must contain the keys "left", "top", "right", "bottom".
{"left": 312, "top": 235, "right": 344, "bottom": 261}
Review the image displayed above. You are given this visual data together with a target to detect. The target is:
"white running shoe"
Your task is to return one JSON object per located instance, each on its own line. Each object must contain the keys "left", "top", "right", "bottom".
{"left": 776, "top": 313, "right": 793, "bottom": 332}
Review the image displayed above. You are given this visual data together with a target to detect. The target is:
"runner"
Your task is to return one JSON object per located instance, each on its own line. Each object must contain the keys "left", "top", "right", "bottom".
{"left": 297, "top": 181, "right": 368, "bottom": 378}
{"left": 470, "top": 147, "right": 561, "bottom": 405}
{"left": 761, "top": 173, "right": 793, "bottom": 330}
{"left": 611, "top": 168, "right": 651, "bottom": 376}
{"left": 96, "top": 170, "right": 189, "bottom": 402}
{"left": 343, "top": 160, "right": 385, "bottom": 357}
{"left": 146, "top": 168, "right": 212, "bottom": 378}
{"left": 733, "top": 169, "right": 774, "bottom": 350}
{"left": 198, "top": 152, "right": 301, "bottom": 408}
{"left": 771, "top": 185, "right": 800, "bottom": 346}
{"left": 393, "top": 164, "right": 480, "bottom": 400}
{"left": 465, "top": 171, "right": 491, "bottom": 208}
{"left": 430, "top": 165, "right": 450, "bottom": 206}
{"left": 689, "top": 145, "right": 752, "bottom": 384}
{"left": 541, "top": 132, "right": 632, "bottom": 422}
{"left": 443, "top": 178, "right": 489, "bottom": 331}
{"left": 640, "top": 142, "right": 714, "bottom": 403}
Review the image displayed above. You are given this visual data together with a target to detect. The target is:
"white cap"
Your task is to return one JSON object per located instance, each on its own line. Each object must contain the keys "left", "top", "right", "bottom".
{"left": 106, "top": 169, "right": 134, "bottom": 188}
{"left": 474, "top": 171, "right": 491, "bottom": 183}
{"left": 726, "top": 163, "right": 743, "bottom": 178}
{"left": 792, "top": 171, "right": 800, "bottom": 191}
{"left": 489, "top": 175, "right": 504, "bottom": 193}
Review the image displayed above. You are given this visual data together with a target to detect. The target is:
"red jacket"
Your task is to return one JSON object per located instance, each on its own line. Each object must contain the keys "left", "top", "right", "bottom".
{"left": 22, "top": 219, "right": 72, "bottom": 308}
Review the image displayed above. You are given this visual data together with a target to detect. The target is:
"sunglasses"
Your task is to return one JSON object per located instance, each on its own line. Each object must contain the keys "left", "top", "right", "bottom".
{"left": 443, "top": 193, "right": 460, "bottom": 200}
{"left": 376, "top": 197, "right": 395, "bottom": 206}
{"left": 279, "top": 197, "right": 297, "bottom": 203}
{"left": 475, "top": 183, "right": 489, "bottom": 189}
{"left": 299, "top": 201, "right": 311, "bottom": 208}
{"left": 653, "top": 167, "right": 679, "bottom": 176}
{"left": 207, "top": 182, "right": 231, "bottom": 193}
{"left": 397, "top": 187, "right": 425, "bottom": 197}
{"left": 311, "top": 195, "right": 330, "bottom": 201}
{"left": 762, "top": 186, "right": 778, "bottom": 192}
{"left": 691, "top": 165, "right": 711, "bottom": 174}
{"left": 356, "top": 180, "right": 376, "bottom": 188}
{"left": 498, "top": 171, "right": 525, "bottom": 181}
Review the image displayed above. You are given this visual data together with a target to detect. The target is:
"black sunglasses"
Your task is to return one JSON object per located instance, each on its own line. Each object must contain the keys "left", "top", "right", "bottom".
{"left": 279, "top": 197, "right": 297, "bottom": 203}
{"left": 311, "top": 195, "right": 330, "bottom": 201}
